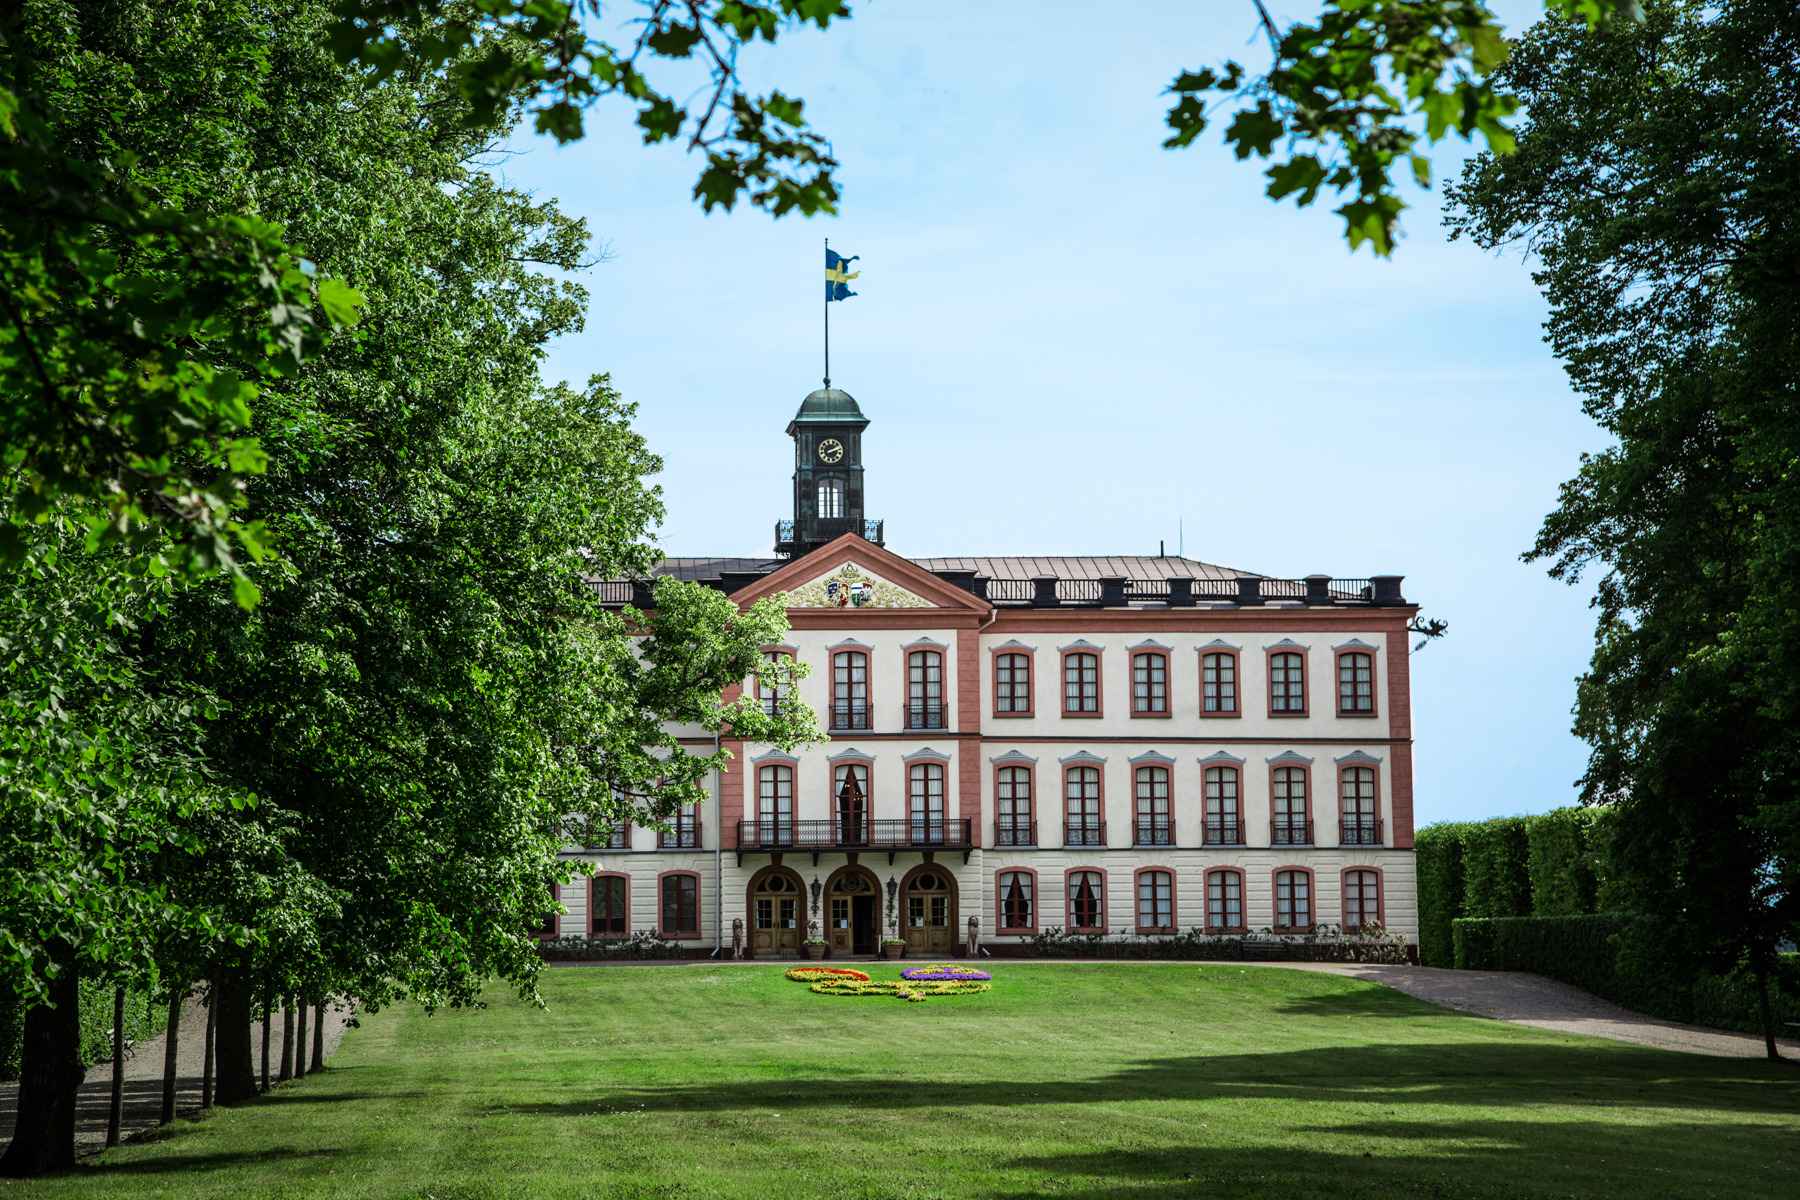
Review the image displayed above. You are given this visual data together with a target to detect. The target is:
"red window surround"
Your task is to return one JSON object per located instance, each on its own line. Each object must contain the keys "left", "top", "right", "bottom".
{"left": 589, "top": 872, "right": 629, "bottom": 938}
{"left": 756, "top": 646, "right": 795, "bottom": 717}
{"left": 1270, "top": 760, "right": 1314, "bottom": 847}
{"left": 1204, "top": 868, "right": 1247, "bottom": 933}
{"left": 991, "top": 647, "right": 1034, "bottom": 718}
{"left": 904, "top": 644, "right": 948, "bottom": 730}
{"left": 1199, "top": 648, "right": 1241, "bottom": 718}
{"left": 1272, "top": 866, "right": 1316, "bottom": 933}
{"left": 996, "top": 867, "right": 1038, "bottom": 934}
{"left": 1335, "top": 647, "right": 1378, "bottom": 717}
{"left": 993, "top": 761, "right": 1035, "bottom": 847}
{"left": 1060, "top": 648, "right": 1103, "bottom": 718}
{"left": 657, "top": 870, "right": 702, "bottom": 939}
{"left": 1337, "top": 760, "right": 1382, "bottom": 846}
{"left": 1064, "top": 867, "right": 1108, "bottom": 933}
{"left": 1062, "top": 763, "right": 1106, "bottom": 848}
{"left": 1267, "top": 646, "right": 1309, "bottom": 717}
{"left": 1342, "top": 867, "right": 1384, "bottom": 932}
{"left": 535, "top": 881, "right": 560, "bottom": 940}
{"left": 1130, "top": 649, "right": 1171, "bottom": 718}
{"left": 1133, "top": 867, "right": 1177, "bottom": 934}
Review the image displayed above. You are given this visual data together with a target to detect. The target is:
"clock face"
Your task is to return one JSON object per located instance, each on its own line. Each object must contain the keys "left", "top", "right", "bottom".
{"left": 817, "top": 438, "right": 845, "bottom": 464}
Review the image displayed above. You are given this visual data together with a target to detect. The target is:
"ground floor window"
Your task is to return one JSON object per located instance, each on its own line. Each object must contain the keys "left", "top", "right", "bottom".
{"left": 1067, "top": 869, "right": 1105, "bottom": 932}
{"left": 1206, "top": 869, "right": 1244, "bottom": 932}
{"left": 998, "top": 870, "right": 1034, "bottom": 932}
{"left": 591, "top": 875, "right": 627, "bottom": 938}
{"left": 1274, "top": 869, "right": 1312, "bottom": 932}
{"left": 660, "top": 873, "right": 700, "bottom": 938}
{"left": 1135, "top": 869, "right": 1174, "bottom": 932}
{"left": 1343, "top": 868, "right": 1381, "bottom": 931}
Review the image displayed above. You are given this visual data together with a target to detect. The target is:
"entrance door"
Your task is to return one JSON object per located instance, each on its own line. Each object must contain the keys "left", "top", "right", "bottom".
{"left": 750, "top": 870, "right": 801, "bottom": 956}
{"left": 827, "top": 868, "right": 878, "bottom": 956}
{"left": 851, "top": 895, "right": 876, "bottom": 955}
{"left": 902, "top": 867, "right": 956, "bottom": 955}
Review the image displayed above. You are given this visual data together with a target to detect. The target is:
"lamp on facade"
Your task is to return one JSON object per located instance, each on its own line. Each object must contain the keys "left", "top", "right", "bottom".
{"left": 885, "top": 874, "right": 899, "bottom": 933}
{"left": 810, "top": 874, "right": 822, "bottom": 918}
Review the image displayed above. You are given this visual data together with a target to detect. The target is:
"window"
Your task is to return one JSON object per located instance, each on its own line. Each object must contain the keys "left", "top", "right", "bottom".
{"left": 586, "top": 816, "right": 629, "bottom": 850}
{"left": 997, "top": 870, "right": 1035, "bottom": 932}
{"left": 833, "top": 761, "right": 869, "bottom": 845}
{"left": 1062, "top": 650, "right": 1100, "bottom": 716}
{"left": 1340, "top": 766, "right": 1381, "bottom": 845}
{"left": 908, "top": 761, "right": 947, "bottom": 844}
{"left": 1201, "top": 651, "right": 1239, "bottom": 716}
{"left": 660, "top": 872, "right": 701, "bottom": 938}
{"left": 1064, "top": 765, "right": 1104, "bottom": 846}
{"left": 591, "top": 875, "right": 627, "bottom": 937}
{"left": 659, "top": 805, "right": 700, "bottom": 849}
{"left": 535, "top": 882, "right": 559, "bottom": 939}
{"left": 1343, "top": 869, "right": 1382, "bottom": 932}
{"left": 995, "top": 765, "right": 1034, "bottom": 846}
{"left": 1206, "top": 869, "right": 1245, "bottom": 933}
{"left": 1274, "top": 869, "right": 1313, "bottom": 932}
{"left": 994, "top": 651, "right": 1032, "bottom": 716}
{"left": 831, "top": 649, "right": 870, "bottom": 730}
{"left": 817, "top": 478, "right": 844, "bottom": 519}
{"left": 1269, "top": 650, "right": 1307, "bottom": 715}
{"left": 757, "top": 649, "right": 791, "bottom": 716}
{"left": 907, "top": 649, "right": 946, "bottom": 729}
{"left": 1337, "top": 650, "right": 1376, "bottom": 715}
{"left": 1272, "top": 765, "right": 1311, "bottom": 845}
{"left": 1135, "top": 869, "right": 1175, "bottom": 933}
{"left": 1203, "top": 765, "right": 1242, "bottom": 845}
{"left": 756, "top": 764, "right": 794, "bottom": 844}
{"left": 1131, "top": 651, "right": 1169, "bottom": 716}
{"left": 1133, "top": 765, "right": 1172, "bottom": 846}
{"left": 1066, "top": 869, "right": 1105, "bottom": 932}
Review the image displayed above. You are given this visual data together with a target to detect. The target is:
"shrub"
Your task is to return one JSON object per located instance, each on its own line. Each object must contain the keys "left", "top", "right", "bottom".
{"left": 537, "top": 930, "right": 696, "bottom": 961}
{"left": 2, "top": 981, "right": 168, "bottom": 1082}
{"left": 1525, "top": 808, "right": 1599, "bottom": 916}
{"left": 1415, "top": 822, "right": 1472, "bottom": 967}
{"left": 1461, "top": 817, "right": 1532, "bottom": 919}
{"left": 1003, "top": 925, "right": 1408, "bottom": 964}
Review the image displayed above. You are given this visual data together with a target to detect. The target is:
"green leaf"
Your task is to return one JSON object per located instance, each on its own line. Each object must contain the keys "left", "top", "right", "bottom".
{"left": 1224, "top": 103, "right": 1283, "bottom": 160}
{"left": 317, "top": 277, "right": 365, "bottom": 327}
{"left": 233, "top": 572, "right": 261, "bottom": 610}
{"left": 1410, "top": 153, "right": 1431, "bottom": 188}
{"left": 1266, "top": 155, "right": 1328, "bottom": 205}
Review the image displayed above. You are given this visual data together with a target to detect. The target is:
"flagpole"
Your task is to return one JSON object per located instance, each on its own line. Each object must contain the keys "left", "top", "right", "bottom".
{"left": 823, "top": 236, "right": 831, "bottom": 388}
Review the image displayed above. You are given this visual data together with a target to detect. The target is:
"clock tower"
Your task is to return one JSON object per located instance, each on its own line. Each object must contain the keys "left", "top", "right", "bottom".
{"left": 775, "top": 386, "right": 883, "bottom": 557}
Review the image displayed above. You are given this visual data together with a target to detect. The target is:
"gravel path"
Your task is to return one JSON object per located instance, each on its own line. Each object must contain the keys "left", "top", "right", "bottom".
{"left": 0, "top": 995, "right": 354, "bottom": 1157}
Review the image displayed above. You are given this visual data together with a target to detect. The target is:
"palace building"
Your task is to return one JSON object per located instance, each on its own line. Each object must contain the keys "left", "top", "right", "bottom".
{"left": 553, "top": 384, "right": 1420, "bottom": 957}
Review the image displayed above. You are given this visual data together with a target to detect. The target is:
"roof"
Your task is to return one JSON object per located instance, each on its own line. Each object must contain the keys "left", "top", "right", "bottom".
{"left": 914, "top": 555, "right": 1252, "bottom": 582}
{"left": 788, "top": 387, "right": 868, "bottom": 428}
{"left": 654, "top": 557, "right": 783, "bottom": 581}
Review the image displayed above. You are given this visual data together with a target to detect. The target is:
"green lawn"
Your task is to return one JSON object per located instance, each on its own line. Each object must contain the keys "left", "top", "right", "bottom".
{"left": 15, "top": 964, "right": 1800, "bottom": 1199}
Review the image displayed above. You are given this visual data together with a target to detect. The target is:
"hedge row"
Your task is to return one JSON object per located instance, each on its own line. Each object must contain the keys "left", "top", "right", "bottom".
{"left": 0, "top": 981, "right": 169, "bottom": 1082}
{"left": 1417, "top": 808, "right": 1613, "bottom": 966}
{"left": 1452, "top": 914, "right": 1800, "bottom": 1037}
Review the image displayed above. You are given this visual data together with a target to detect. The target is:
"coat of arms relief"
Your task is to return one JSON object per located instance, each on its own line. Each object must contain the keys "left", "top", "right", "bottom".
{"left": 786, "top": 561, "right": 931, "bottom": 609}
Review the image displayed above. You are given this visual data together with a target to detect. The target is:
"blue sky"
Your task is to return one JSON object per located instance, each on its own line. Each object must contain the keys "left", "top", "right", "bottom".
{"left": 490, "top": 1, "right": 1599, "bottom": 826}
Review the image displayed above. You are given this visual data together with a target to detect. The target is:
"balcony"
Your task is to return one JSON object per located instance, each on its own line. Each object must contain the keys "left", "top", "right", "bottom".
{"left": 1065, "top": 819, "right": 1107, "bottom": 848}
{"left": 1203, "top": 817, "right": 1246, "bottom": 847}
{"left": 1340, "top": 817, "right": 1384, "bottom": 846}
{"left": 994, "top": 820, "right": 1036, "bottom": 848}
{"left": 658, "top": 819, "right": 702, "bottom": 850}
{"left": 829, "top": 702, "right": 872, "bottom": 732}
{"left": 735, "top": 817, "right": 973, "bottom": 865}
{"left": 1133, "top": 817, "right": 1174, "bottom": 847}
{"left": 1271, "top": 818, "right": 1314, "bottom": 847}
{"left": 904, "top": 701, "right": 948, "bottom": 731}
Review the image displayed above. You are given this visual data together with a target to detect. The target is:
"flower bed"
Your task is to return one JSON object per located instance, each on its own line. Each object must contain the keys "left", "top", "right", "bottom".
{"left": 899, "top": 963, "right": 992, "bottom": 981}
{"left": 783, "top": 966, "right": 872, "bottom": 983}
{"left": 808, "top": 979, "right": 991, "bottom": 1003}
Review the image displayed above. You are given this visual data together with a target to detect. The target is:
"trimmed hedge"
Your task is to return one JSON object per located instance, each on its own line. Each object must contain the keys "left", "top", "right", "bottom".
{"left": 1415, "top": 822, "right": 1471, "bottom": 967}
{"left": 0, "top": 981, "right": 168, "bottom": 1082}
{"left": 1525, "top": 808, "right": 1599, "bottom": 916}
{"left": 1453, "top": 914, "right": 1800, "bottom": 1037}
{"left": 1461, "top": 816, "right": 1532, "bottom": 919}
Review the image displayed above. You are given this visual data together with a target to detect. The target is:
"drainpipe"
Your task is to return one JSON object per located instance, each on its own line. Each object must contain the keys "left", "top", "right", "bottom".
{"left": 712, "top": 731, "right": 723, "bottom": 958}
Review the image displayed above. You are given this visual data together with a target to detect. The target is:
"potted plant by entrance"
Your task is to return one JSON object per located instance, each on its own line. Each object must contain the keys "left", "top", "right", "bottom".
{"left": 803, "top": 937, "right": 828, "bottom": 961}
{"left": 880, "top": 938, "right": 907, "bottom": 961}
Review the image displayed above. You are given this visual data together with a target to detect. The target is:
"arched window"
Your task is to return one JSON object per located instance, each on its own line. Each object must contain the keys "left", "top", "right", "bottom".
{"left": 1064, "top": 765, "right": 1104, "bottom": 846}
{"left": 659, "top": 872, "right": 701, "bottom": 938}
{"left": 756, "top": 648, "right": 792, "bottom": 717}
{"left": 908, "top": 761, "right": 947, "bottom": 843}
{"left": 1062, "top": 650, "right": 1100, "bottom": 716}
{"left": 1135, "top": 869, "right": 1175, "bottom": 933}
{"left": 1205, "top": 869, "right": 1245, "bottom": 933}
{"left": 1203, "top": 765, "right": 1242, "bottom": 845}
{"left": 1201, "top": 650, "right": 1239, "bottom": 715}
{"left": 831, "top": 648, "right": 870, "bottom": 730}
{"left": 1131, "top": 650, "right": 1169, "bottom": 716}
{"left": 1066, "top": 869, "right": 1106, "bottom": 932}
{"left": 1274, "top": 869, "right": 1313, "bottom": 932}
{"left": 1343, "top": 869, "right": 1382, "bottom": 932}
{"left": 1272, "top": 765, "right": 1311, "bottom": 845}
{"left": 756, "top": 764, "right": 794, "bottom": 845}
{"left": 590, "top": 874, "right": 628, "bottom": 938}
{"left": 833, "top": 761, "right": 869, "bottom": 845}
{"left": 1133, "top": 765, "right": 1172, "bottom": 846}
{"left": 994, "top": 651, "right": 1032, "bottom": 715}
{"left": 1340, "top": 766, "right": 1380, "bottom": 845}
{"left": 535, "top": 881, "right": 559, "bottom": 939}
{"left": 817, "top": 477, "right": 845, "bottom": 519}
{"left": 907, "top": 649, "right": 946, "bottom": 729}
{"left": 997, "top": 869, "right": 1035, "bottom": 932}
{"left": 1269, "top": 650, "right": 1307, "bottom": 715}
{"left": 995, "top": 765, "right": 1034, "bottom": 846}
{"left": 1337, "top": 650, "right": 1375, "bottom": 715}
{"left": 659, "top": 804, "right": 700, "bottom": 849}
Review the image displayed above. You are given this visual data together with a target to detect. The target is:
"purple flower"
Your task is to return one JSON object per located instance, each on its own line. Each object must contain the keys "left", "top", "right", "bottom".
{"left": 899, "top": 964, "right": 991, "bottom": 981}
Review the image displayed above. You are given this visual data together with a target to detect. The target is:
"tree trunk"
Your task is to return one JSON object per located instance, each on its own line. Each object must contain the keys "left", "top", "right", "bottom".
{"left": 212, "top": 963, "right": 257, "bottom": 1105}
{"left": 260, "top": 988, "right": 271, "bottom": 1093}
{"left": 0, "top": 963, "right": 84, "bottom": 1177}
{"left": 106, "top": 986, "right": 125, "bottom": 1147}
{"left": 309, "top": 1000, "right": 325, "bottom": 1073}
{"left": 293, "top": 999, "right": 307, "bottom": 1079}
{"left": 1755, "top": 958, "right": 1781, "bottom": 1060}
{"left": 200, "top": 980, "right": 215, "bottom": 1109}
{"left": 160, "top": 988, "right": 182, "bottom": 1124}
{"left": 278, "top": 1000, "right": 294, "bottom": 1081}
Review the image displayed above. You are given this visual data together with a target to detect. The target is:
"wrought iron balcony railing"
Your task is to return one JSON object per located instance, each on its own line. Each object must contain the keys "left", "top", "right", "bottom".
{"left": 1271, "top": 818, "right": 1314, "bottom": 847}
{"left": 994, "top": 820, "right": 1036, "bottom": 847}
{"left": 1203, "top": 817, "right": 1246, "bottom": 847}
{"left": 1339, "top": 817, "right": 1384, "bottom": 846}
{"left": 1065, "top": 818, "right": 1107, "bottom": 847}
{"left": 735, "top": 818, "right": 972, "bottom": 851}
{"left": 904, "top": 701, "right": 947, "bottom": 730}
{"left": 1133, "top": 817, "right": 1175, "bottom": 847}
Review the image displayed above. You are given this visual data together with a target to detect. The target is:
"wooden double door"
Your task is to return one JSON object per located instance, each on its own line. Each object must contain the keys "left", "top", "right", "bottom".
{"left": 748, "top": 867, "right": 803, "bottom": 956}
{"left": 901, "top": 865, "right": 958, "bottom": 956}
{"left": 825, "top": 866, "right": 880, "bottom": 956}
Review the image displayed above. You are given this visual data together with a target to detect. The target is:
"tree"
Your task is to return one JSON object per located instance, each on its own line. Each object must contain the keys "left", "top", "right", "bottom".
{"left": 1444, "top": 0, "right": 1800, "bottom": 1056}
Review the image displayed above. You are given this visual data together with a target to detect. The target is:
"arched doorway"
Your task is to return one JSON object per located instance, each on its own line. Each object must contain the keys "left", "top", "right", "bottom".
{"left": 746, "top": 864, "right": 805, "bottom": 957}
{"left": 823, "top": 864, "right": 881, "bottom": 956}
{"left": 899, "top": 864, "right": 958, "bottom": 956}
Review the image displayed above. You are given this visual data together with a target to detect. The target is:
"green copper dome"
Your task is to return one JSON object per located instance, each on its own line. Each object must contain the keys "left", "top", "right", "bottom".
{"left": 790, "top": 386, "right": 868, "bottom": 427}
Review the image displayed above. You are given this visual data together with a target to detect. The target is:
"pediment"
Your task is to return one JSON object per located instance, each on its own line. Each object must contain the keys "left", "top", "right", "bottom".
{"left": 784, "top": 560, "right": 934, "bottom": 609}
{"left": 729, "top": 533, "right": 991, "bottom": 613}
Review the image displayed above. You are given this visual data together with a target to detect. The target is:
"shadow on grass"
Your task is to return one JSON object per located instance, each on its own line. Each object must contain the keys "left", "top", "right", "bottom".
{"left": 86, "top": 1148, "right": 340, "bottom": 1175}
{"left": 493, "top": 1042, "right": 1799, "bottom": 1120}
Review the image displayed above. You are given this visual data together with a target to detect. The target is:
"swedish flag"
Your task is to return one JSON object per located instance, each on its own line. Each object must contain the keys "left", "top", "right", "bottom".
{"left": 825, "top": 248, "right": 860, "bottom": 302}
